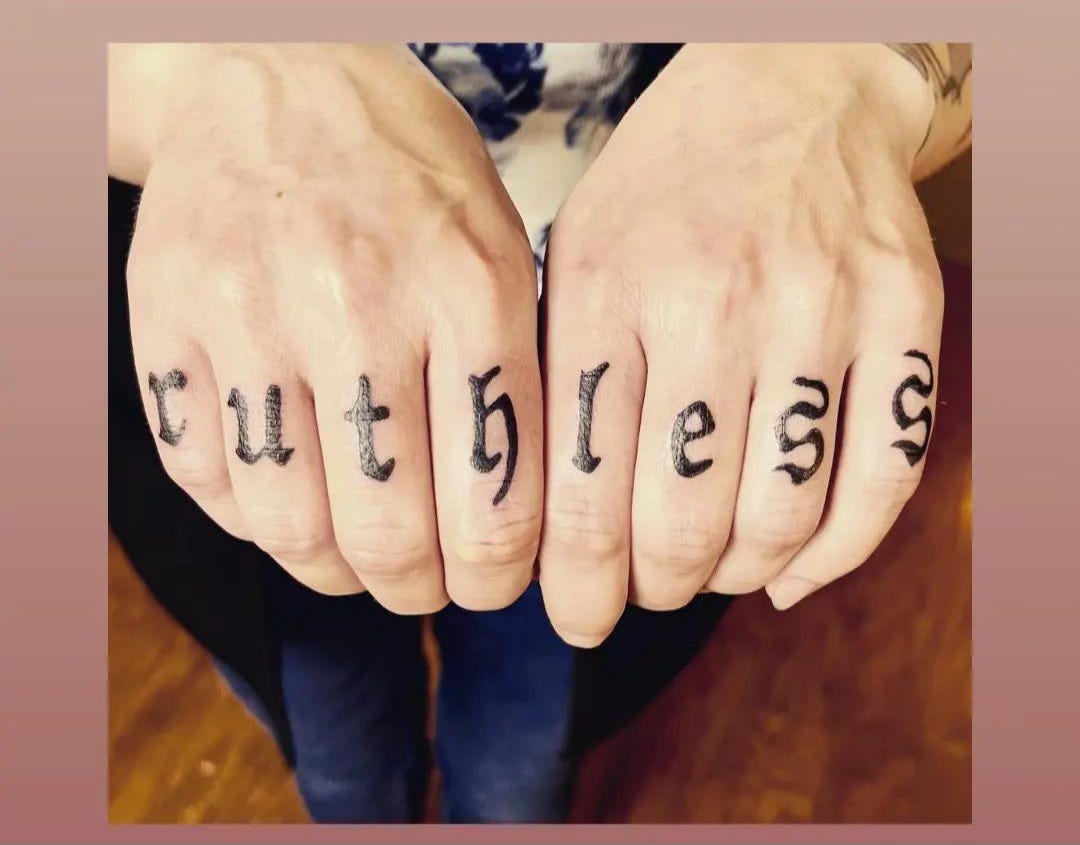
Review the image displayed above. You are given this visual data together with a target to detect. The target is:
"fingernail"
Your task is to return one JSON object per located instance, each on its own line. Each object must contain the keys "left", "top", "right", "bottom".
{"left": 767, "top": 576, "right": 820, "bottom": 610}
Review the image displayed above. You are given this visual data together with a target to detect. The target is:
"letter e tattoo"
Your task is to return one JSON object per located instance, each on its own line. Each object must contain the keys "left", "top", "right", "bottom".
{"left": 572, "top": 362, "right": 609, "bottom": 473}
{"left": 468, "top": 366, "right": 518, "bottom": 506}
{"left": 891, "top": 350, "right": 934, "bottom": 466}
{"left": 226, "top": 385, "right": 295, "bottom": 466}
{"left": 774, "top": 377, "right": 830, "bottom": 485}
{"left": 345, "top": 375, "right": 395, "bottom": 482}
{"left": 148, "top": 369, "right": 188, "bottom": 446}
{"left": 671, "top": 401, "right": 716, "bottom": 478}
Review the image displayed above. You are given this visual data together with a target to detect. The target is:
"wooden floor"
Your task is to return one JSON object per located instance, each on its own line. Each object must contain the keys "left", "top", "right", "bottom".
{"left": 109, "top": 166, "right": 971, "bottom": 826}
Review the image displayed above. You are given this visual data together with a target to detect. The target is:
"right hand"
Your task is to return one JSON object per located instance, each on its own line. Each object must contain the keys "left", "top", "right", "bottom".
{"left": 121, "top": 44, "right": 543, "bottom": 612}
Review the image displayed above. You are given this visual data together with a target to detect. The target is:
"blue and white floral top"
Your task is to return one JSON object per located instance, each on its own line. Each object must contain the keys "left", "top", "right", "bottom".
{"left": 410, "top": 43, "right": 645, "bottom": 270}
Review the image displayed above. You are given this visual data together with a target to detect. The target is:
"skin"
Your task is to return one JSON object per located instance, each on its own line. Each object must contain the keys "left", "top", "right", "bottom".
{"left": 112, "top": 43, "right": 972, "bottom": 642}
{"left": 111, "top": 44, "right": 544, "bottom": 612}
{"left": 538, "top": 44, "right": 971, "bottom": 646}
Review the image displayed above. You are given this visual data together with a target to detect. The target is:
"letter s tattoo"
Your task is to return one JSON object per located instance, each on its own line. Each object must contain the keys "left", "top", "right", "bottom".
{"left": 148, "top": 369, "right": 188, "bottom": 446}
{"left": 891, "top": 350, "right": 935, "bottom": 466}
{"left": 226, "top": 385, "right": 295, "bottom": 466}
{"left": 774, "top": 378, "right": 830, "bottom": 485}
{"left": 573, "top": 362, "right": 609, "bottom": 474}
{"left": 345, "top": 375, "right": 395, "bottom": 482}
{"left": 671, "top": 401, "right": 716, "bottom": 478}
{"left": 469, "top": 365, "right": 518, "bottom": 506}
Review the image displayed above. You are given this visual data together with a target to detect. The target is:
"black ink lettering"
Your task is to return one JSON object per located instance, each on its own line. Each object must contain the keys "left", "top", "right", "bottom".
{"left": 572, "top": 362, "right": 609, "bottom": 473}
{"left": 671, "top": 401, "right": 716, "bottom": 478}
{"left": 345, "top": 375, "right": 395, "bottom": 481}
{"left": 773, "top": 378, "right": 830, "bottom": 485}
{"left": 226, "top": 385, "right": 295, "bottom": 466}
{"left": 469, "top": 365, "right": 518, "bottom": 506}
{"left": 148, "top": 369, "right": 187, "bottom": 446}
{"left": 891, "top": 350, "right": 934, "bottom": 466}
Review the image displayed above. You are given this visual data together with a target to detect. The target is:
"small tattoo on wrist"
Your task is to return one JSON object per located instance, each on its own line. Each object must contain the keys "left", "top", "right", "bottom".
{"left": 469, "top": 365, "right": 518, "bottom": 506}
{"left": 226, "top": 385, "right": 295, "bottom": 466}
{"left": 891, "top": 350, "right": 934, "bottom": 466}
{"left": 345, "top": 375, "right": 395, "bottom": 482}
{"left": 672, "top": 401, "right": 716, "bottom": 478}
{"left": 148, "top": 369, "right": 188, "bottom": 446}
{"left": 774, "top": 378, "right": 830, "bottom": 486}
{"left": 572, "top": 362, "right": 609, "bottom": 474}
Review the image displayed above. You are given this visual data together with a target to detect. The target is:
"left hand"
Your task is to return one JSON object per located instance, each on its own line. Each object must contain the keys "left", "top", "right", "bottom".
{"left": 537, "top": 44, "right": 944, "bottom": 646}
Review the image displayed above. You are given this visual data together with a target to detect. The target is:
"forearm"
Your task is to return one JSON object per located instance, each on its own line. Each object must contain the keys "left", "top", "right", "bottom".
{"left": 886, "top": 43, "right": 973, "bottom": 181}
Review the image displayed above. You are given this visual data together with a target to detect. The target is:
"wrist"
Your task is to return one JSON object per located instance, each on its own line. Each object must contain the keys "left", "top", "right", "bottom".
{"left": 117, "top": 44, "right": 400, "bottom": 178}
{"left": 672, "top": 44, "right": 934, "bottom": 177}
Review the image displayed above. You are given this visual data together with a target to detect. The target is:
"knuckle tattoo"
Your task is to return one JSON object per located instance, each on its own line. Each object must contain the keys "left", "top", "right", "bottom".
{"left": 468, "top": 365, "right": 518, "bottom": 506}
{"left": 774, "top": 377, "right": 830, "bottom": 485}
{"left": 671, "top": 401, "right": 717, "bottom": 478}
{"left": 891, "top": 349, "right": 934, "bottom": 466}
{"left": 226, "top": 385, "right": 295, "bottom": 466}
{"left": 148, "top": 369, "right": 188, "bottom": 446}
{"left": 572, "top": 362, "right": 609, "bottom": 473}
{"left": 145, "top": 343, "right": 936, "bottom": 559}
{"left": 345, "top": 374, "right": 395, "bottom": 481}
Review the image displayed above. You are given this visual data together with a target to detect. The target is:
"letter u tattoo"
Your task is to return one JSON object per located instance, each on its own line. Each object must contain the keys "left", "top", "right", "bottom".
{"left": 573, "top": 362, "right": 609, "bottom": 473}
{"left": 345, "top": 375, "right": 395, "bottom": 481}
{"left": 774, "top": 378, "right": 830, "bottom": 485}
{"left": 226, "top": 385, "right": 295, "bottom": 466}
{"left": 469, "top": 366, "right": 518, "bottom": 506}
{"left": 891, "top": 350, "right": 934, "bottom": 466}
{"left": 148, "top": 369, "right": 187, "bottom": 446}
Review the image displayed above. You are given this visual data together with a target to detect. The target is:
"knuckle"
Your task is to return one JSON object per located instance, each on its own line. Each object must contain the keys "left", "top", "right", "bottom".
{"left": 543, "top": 489, "right": 627, "bottom": 564}
{"left": 443, "top": 230, "right": 535, "bottom": 308}
{"left": 858, "top": 464, "right": 923, "bottom": 506}
{"left": 770, "top": 273, "right": 854, "bottom": 338}
{"left": 208, "top": 263, "right": 266, "bottom": 323}
{"left": 160, "top": 450, "right": 230, "bottom": 498}
{"left": 909, "top": 275, "right": 945, "bottom": 325}
{"left": 636, "top": 515, "right": 727, "bottom": 574}
{"left": 547, "top": 209, "right": 610, "bottom": 279}
{"left": 248, "top": 512, "right": 332, "bottom": 563}
{"left": 293, "top": 570, "right": 365, "bottom": 597}
{"left": 739, "top": 501, "right": 822, "bottom": 557}
{"left": 453, "top": 508, "right": 541, "bottom": 570}
{"left": 338, "top": 523, "right": 434, "bottom": 580}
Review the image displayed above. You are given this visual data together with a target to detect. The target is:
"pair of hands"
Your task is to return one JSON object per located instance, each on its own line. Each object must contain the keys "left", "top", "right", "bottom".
{"left": 113, "top": 43, "right": 946, "bottom": 646}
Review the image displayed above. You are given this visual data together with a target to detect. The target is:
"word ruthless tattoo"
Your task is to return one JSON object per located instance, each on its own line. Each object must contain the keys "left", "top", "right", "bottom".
{"left": 469, "top": 366, "right": 518, "bottom": 506}
{"left": 227, "top": 386, "right": 295, "bottom": 466}
{"left": 774, "top": 378, "right": 830, "bottom": 485}
{"left": 891, "top": 350, "right": 934, "bottom": 466}
{"left": 345, "top": 375, "right": 395, "bottom": 482}
{"left": 148, "top": 369, "right": 188, "bottom": 446}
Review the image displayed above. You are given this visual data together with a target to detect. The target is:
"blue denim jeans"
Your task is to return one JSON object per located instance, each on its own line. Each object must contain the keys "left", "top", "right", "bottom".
{"left": 219, "top": 580, "right": 574, "bottom": 823}
{"left": 217, "top": 574, "right": 730, "bottom": 824}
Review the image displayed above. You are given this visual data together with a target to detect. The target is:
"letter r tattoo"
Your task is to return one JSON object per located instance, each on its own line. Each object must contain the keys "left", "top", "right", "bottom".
{"left": 148, "top": 369, "right": 187, "bottom": 446}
